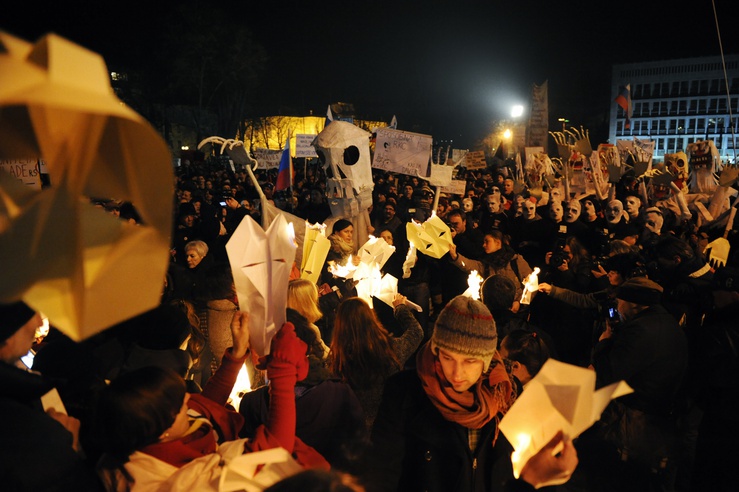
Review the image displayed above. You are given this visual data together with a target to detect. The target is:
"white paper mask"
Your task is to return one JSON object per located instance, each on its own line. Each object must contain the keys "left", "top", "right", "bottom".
{"left": 564, "top": 200, "right": 581, "bottom": 223}
{"left": 606, "top": 200, "right": 624, "bottom": 225}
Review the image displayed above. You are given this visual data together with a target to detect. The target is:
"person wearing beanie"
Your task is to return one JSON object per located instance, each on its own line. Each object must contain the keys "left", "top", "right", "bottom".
{"left": 584, "top": 276, "right": 689, "bottom": 490}
{"left": 0, "top": 302, "right": 102, "bottom": 491}
{"left": 365, "top": 295, "right": 578, "bottom": 492}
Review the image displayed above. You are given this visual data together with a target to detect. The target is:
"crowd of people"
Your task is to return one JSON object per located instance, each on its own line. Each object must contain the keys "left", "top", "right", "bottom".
{"left": 2, "top": 153, "right": 738, "bottom": 492}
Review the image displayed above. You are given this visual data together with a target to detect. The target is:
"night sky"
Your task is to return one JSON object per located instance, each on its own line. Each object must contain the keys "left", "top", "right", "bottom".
{"left": 2, "top": 0, "right": 734, "bottom": 148}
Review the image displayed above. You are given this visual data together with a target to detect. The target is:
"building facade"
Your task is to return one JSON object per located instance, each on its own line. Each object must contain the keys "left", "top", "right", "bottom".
{"left": 610, "top": 54, "right": 739, "bottom": 163}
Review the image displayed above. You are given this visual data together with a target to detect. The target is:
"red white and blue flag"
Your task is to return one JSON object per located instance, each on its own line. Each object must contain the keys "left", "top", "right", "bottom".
{"left": 275, "top": 138, "right": 292, "bottom": 191}
{"left": 615, "top": 84, "right": 633, "bottom": 129}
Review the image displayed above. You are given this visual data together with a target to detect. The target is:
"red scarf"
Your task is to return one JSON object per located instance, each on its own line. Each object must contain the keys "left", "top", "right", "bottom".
{"left": 416, "top": 341, "right": 516, "bottom": 430}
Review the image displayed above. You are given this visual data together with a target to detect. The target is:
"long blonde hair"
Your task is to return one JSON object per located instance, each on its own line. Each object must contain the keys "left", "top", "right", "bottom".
{"left": 287, "top": 279, "right": 323, "bottom": 324}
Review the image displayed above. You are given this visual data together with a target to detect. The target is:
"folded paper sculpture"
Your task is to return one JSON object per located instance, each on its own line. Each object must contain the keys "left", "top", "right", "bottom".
{"left": 500, "top": 359, "right": 632, "bottom": 481}
{"left": 300, "top": 221, "right": 330, "bottom": 284}
{"left": 226, "top": 214, "right": 297, "bottom": 356}
{"left": 0, "top": 32, "right": 173, "bottom": 340}
{"left": 406, "top": 214, "right": 453, "bottom": 259}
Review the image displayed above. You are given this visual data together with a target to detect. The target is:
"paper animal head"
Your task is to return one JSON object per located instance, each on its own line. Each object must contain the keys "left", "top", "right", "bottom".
{"left": 312, "top": 121, "right": 373, "bottom": 214}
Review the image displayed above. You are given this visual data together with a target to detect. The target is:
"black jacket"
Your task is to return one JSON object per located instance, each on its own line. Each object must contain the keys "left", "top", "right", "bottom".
{"left": 365, "top": 369, "right": 523, "bottom": 492}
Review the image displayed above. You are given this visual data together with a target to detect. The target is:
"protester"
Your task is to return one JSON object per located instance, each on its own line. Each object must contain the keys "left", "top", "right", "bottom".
{"left": 365, "top": 295, "right": 578, "bottom": 491}
{"left": 0, "top": 301, "right": 103, "bottom": 491}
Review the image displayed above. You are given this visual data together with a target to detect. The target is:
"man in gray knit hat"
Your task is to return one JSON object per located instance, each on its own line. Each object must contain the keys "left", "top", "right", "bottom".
{"left": 365, "top": 295, "right": 578, "bottom": 492}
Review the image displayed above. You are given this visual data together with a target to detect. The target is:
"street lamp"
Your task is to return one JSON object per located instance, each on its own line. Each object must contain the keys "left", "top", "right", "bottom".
{"left": 511, "top": 105, "right": 524, "bottom": 119}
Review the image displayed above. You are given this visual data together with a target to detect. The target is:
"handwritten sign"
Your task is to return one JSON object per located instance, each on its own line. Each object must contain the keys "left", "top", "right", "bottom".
{"left": 440, "top": 179, "right": 467, "bottom": 196}
{"left": 464, "top": 150, "right": 487, "bottom": 170}
{"left": 0, "top": 159, "right": 41, "bottom": 190}
{"left": 253, "top": 148, "right": 282, "bottom": 169}
{"left": 295, "top": 134, "right": 318, "bottom": 158}
{"left": 372, "top": 128, "right": 432, "bottom": 176}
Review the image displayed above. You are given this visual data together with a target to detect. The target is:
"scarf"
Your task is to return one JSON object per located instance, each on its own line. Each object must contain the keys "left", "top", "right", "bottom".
{"left": 416, "top": 341, "right": 515, "bottom": 431}
{"left": 329, "top": 234, "right": 355, "bottom": 259}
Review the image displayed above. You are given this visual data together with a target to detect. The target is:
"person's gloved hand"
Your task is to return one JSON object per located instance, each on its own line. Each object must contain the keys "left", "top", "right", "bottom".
{"left": 267, "top": 322, "right": 309, "bottom": 382}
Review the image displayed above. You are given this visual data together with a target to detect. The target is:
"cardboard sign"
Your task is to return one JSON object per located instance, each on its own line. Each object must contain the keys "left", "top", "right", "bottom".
{"left": 464, "top": 150, "right": 487, "bottom": 170}
{"left": 372, "top": 128, "right": 432, "bottom": 176}
{"left": 295, "top": 134, "right": 318, "bottom": 158}
{"left": 440, "top": 179, "right": 467, "bottom": 195}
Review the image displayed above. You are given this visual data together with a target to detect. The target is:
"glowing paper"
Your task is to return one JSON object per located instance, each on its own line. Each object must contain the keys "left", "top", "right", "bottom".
{"left": 500, "top": 359, "right": 633, "bottom": 480}
{"left": 520, "top": 267, "right": 540, "bottom": 305}
{"left": 406, "top": 214, "right": 453, "bottom": 259}
{"left": 0, "top": 32, "right": 173, "bottom": 340}
{"left": 300, "top": 221, "right": 330, "bottom": 284}
{"left": 226, "top": 214, "right": 297, "bottom": 356}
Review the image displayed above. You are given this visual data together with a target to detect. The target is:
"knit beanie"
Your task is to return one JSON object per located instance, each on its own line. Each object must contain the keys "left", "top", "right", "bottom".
{"left": 616, "top": 277, "right": 663, "bottom": 306}
{"left": 0, "top": 301, "right": 36, "bottom": 343}
{"left": 431, "top": 295, "right": 498, "bottom": 371}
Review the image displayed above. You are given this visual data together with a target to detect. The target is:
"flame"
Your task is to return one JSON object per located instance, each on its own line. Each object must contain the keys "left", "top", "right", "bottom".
{"left": 520, "top": 267, "right": 541, "bottom": 305}
{"left": 510, "top": 433, "right": 532, "bottom": 478}
{"left": 285, "top": 222, "right": 296, "bottom": 246}
{"left": 228, "top": 362, "right": 252, "bottom": 410}
{"left": 327, "top": 255, "right": 357, "bottom": 278}
{"left": 463, "top": 270, "right": 483, "bottom": 300}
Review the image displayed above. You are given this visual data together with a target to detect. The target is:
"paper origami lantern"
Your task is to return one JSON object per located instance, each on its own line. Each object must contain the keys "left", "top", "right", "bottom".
{"left": 226, "top": 214, "right": 297, "bottom": 356}
{"left": 0, "top": 32, "right": 173, "bottom": 340}
{"left": 405, "top": 214, "right": 453, "bottom": 259}
{"left": 500, "top": 359, "right": 632, "bottom": 482}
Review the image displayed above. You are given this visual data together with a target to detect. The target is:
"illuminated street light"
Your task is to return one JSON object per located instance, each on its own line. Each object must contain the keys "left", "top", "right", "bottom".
{"left": 511, "top": 105, "right": 524, "bottom": 118}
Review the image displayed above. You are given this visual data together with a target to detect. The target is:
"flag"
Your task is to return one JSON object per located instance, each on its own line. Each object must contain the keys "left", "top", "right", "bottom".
{"left": 615, "top": 84, "right": 632, "bottom": 129}
{"left": 325, "top": 105, "right": 334, "bottom": 127}
{"left": 276, "top": 138, "right": 292, "bottom": 191}
{"left": 389, "top": 115, "right": 397, "bottom": 129}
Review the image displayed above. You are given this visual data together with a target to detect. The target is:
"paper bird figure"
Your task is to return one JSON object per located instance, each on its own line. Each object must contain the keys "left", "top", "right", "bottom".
{"left": 357, "top": 235, "right": 396, "bottom": 270}
{"left": 500, "top": 359, "right": 633, "bottom": 480}
{"left": 0, "top": 32, "right": 173, "bottom": 340}
{"left": 374, "top": 274, "right": 423, "bottom": 312}
{"left": 226, "top": 214, "right": 297, "bottom": 356}
{"left": 300, "top": 221, "right": 330, "bottom": 284}
{"left": 406, "top": 214, "right": 453, "bottom": 259}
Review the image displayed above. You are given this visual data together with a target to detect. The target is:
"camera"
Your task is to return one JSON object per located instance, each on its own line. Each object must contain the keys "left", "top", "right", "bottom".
{"left": 550, "top": 246, "right": 569, "bottom": 268}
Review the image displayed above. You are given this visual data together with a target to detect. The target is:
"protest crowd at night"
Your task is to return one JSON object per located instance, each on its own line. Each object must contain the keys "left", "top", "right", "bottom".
{"left": 2, "top": 24, "right": 739, "bottom": 492}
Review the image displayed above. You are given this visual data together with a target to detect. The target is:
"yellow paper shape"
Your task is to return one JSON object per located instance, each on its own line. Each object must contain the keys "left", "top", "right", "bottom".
{"left": 0, "top": 32, "right": 173, "bottom": 340}
{"left": 499, "top": 359, "right": 633, "bottom": 479}
{"left": 405, "top": 214, "right": 453, "bottom": 259}
{"left": 300, "top": 221, "right": 330, "bottom": 284}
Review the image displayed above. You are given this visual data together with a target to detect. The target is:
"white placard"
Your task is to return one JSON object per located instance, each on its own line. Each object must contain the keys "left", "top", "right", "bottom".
{"left": 295, "top": 134, "right": 318, "bottom": 158}
{"left": 372, "top": 128, "right": 432, "bottom": 176}
{"left": 0, "top": 159, "right": 41, "bottom": 190}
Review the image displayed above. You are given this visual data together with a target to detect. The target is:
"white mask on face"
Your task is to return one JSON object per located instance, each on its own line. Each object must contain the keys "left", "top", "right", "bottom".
{"left": 523, "top": 200, "right": 537, "bottom": 221}
{"left": 565, "top": 200, "right": 581, "bottom": 223}
{"left": 607, "top": 200, "right": 624, "bottom": 225}
{"left": 549, "top": 200, "right": 563, "bottom": 222}
{"left": 625, "top": 196, "right": 641, "bottom": 217}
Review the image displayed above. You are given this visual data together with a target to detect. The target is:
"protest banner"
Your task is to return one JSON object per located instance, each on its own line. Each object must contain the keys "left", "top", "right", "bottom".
{"left": 253, "top": 148, "right": 283, "bottom": 169}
